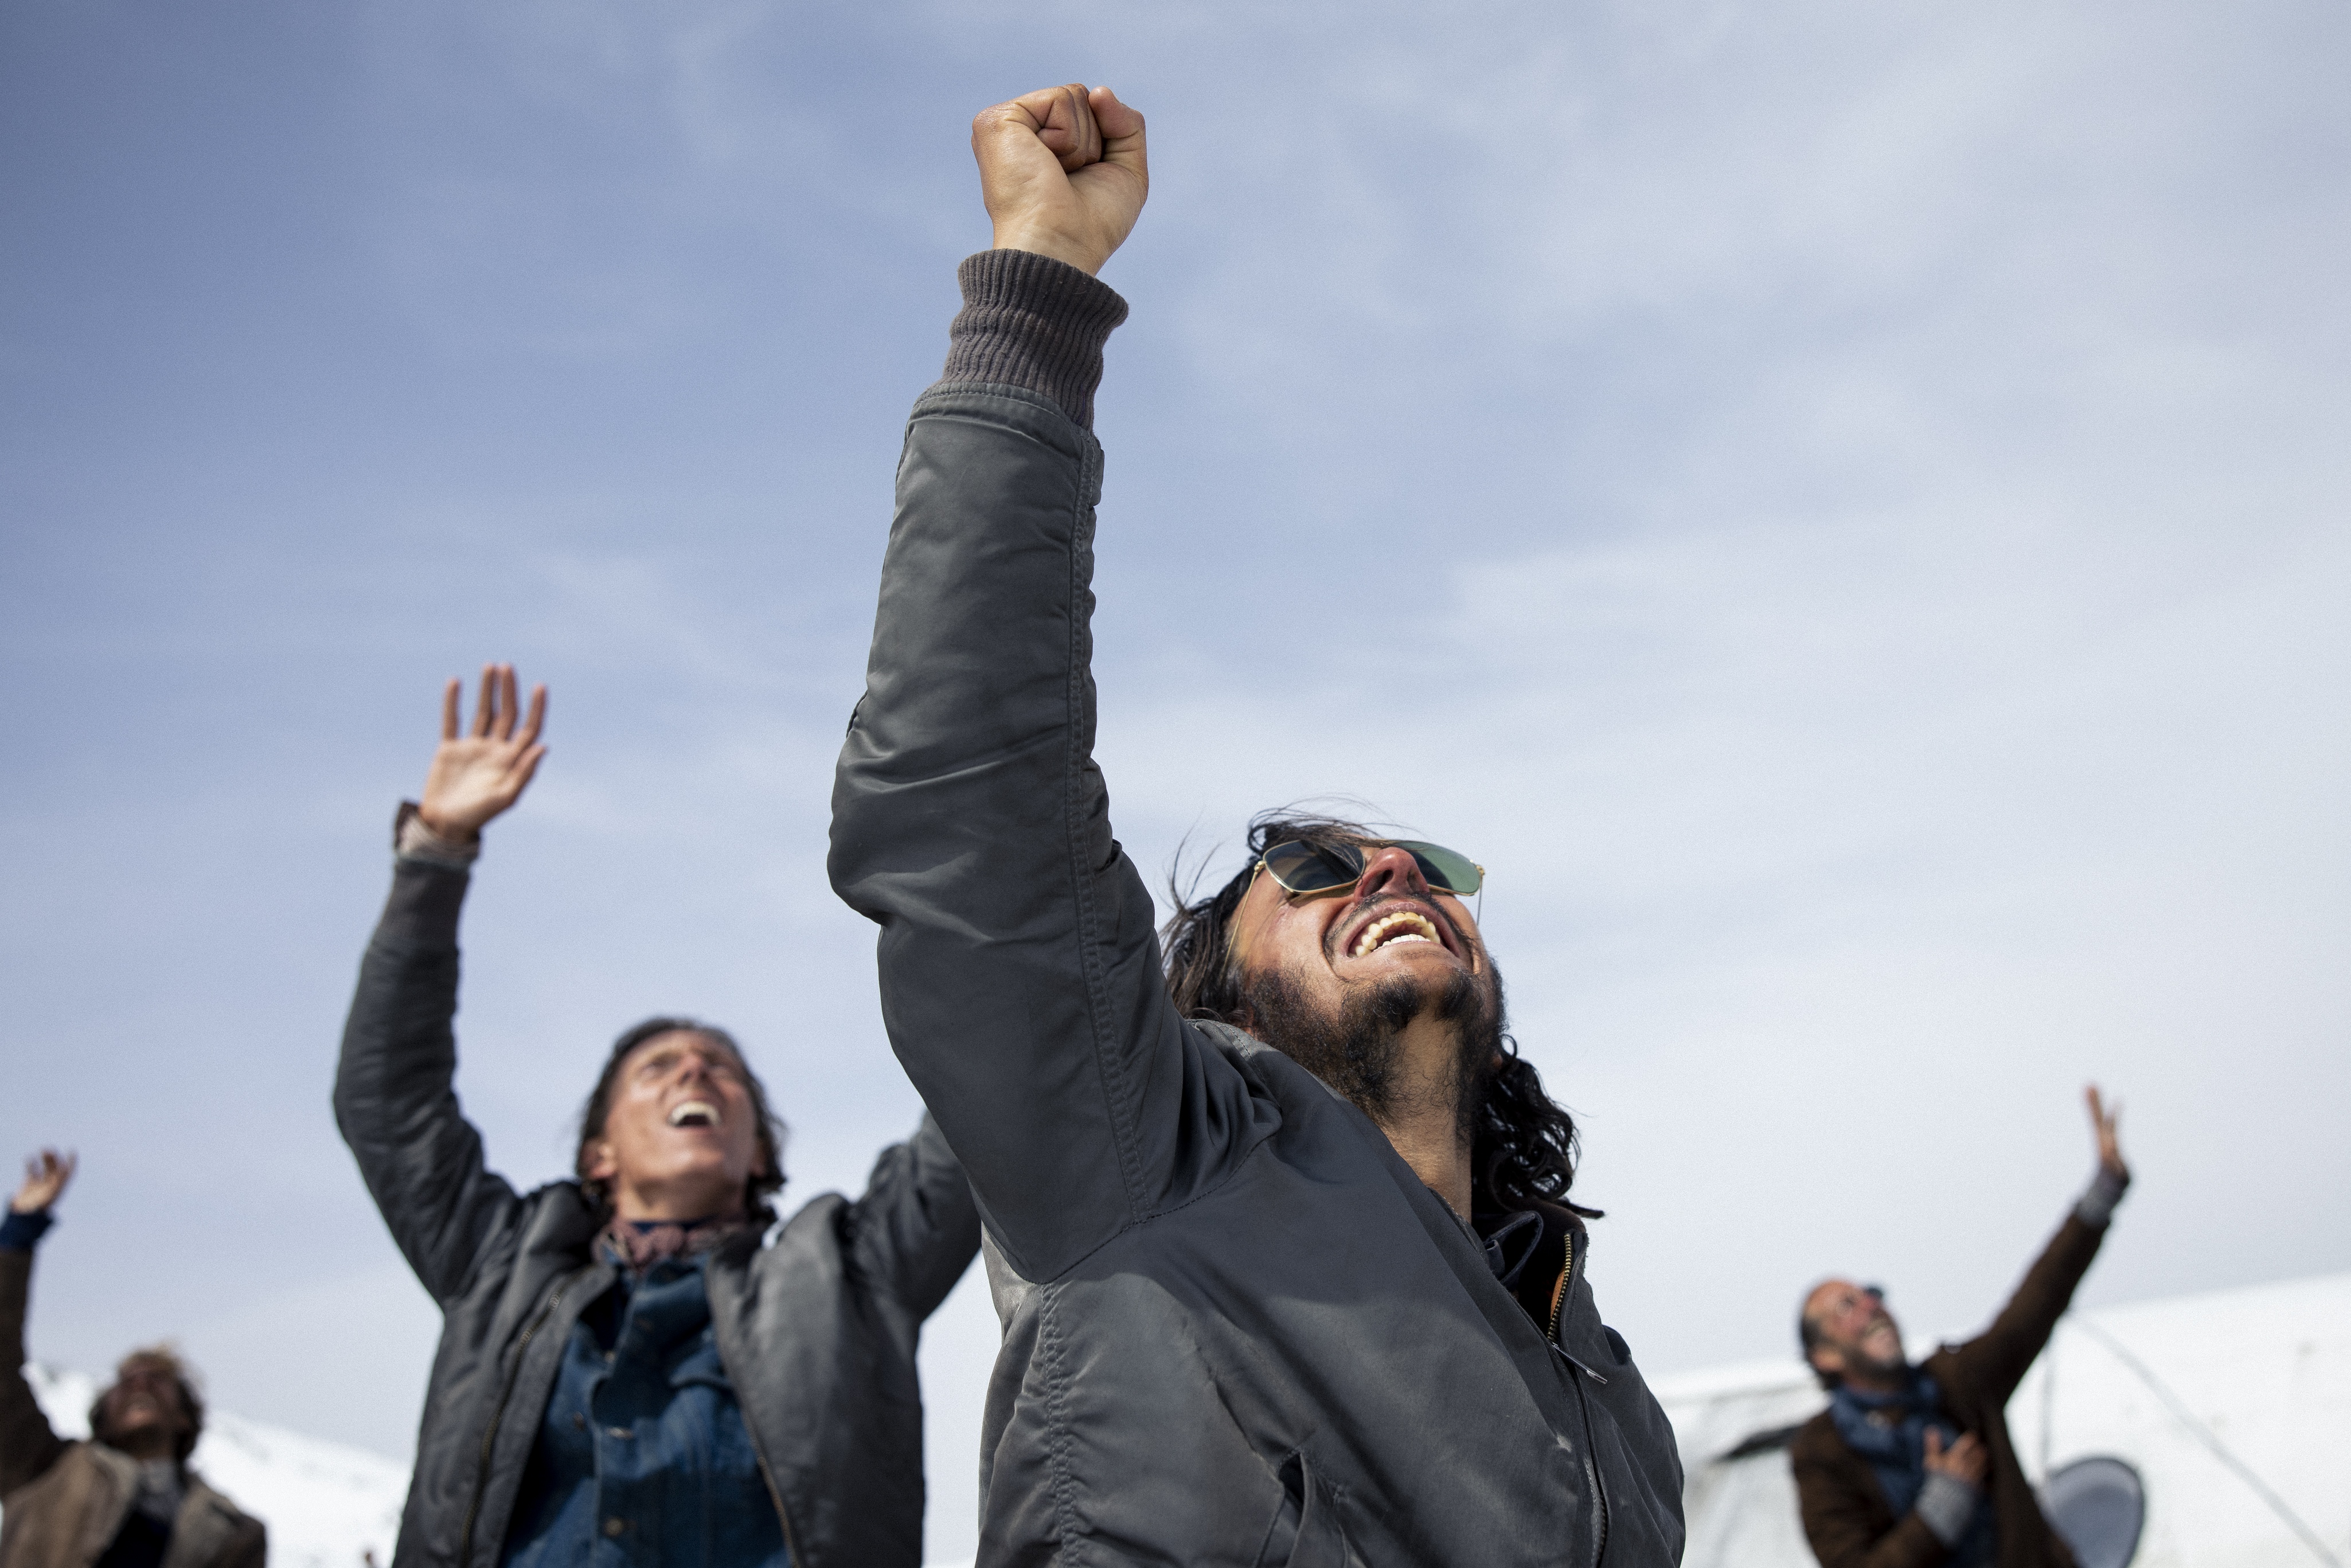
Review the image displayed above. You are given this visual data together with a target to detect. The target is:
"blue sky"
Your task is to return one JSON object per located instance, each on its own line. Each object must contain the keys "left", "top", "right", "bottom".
{"left": 5, "top": 3, "right": 2346, "bottom": 1561}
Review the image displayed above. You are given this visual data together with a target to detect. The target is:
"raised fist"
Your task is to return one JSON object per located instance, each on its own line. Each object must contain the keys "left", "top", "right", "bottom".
{"left": 971, "top": 84, "right": 1148, "bottom": 277}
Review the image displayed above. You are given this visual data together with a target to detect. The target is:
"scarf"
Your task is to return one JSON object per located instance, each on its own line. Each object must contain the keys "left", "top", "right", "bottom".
{"left": 1829, "top": 1371, "right": 1995, "bottom": 1566}
{"left": 595, "top": 1214, "right": 755, "bottom": 1273}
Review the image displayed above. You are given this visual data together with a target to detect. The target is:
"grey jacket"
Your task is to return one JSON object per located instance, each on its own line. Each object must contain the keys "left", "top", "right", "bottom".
{"left": 830, "top": 251, "right": 1686, "bottom": 1566}
{"left": 334, "top": 858, "right": 981, "bottom": 1568}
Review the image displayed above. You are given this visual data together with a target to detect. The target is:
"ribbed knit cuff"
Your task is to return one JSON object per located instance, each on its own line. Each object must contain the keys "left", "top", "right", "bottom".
{"left": 942, "top": 249, "right": 1130, "bottom": 429}
{"left": 2075, "top": 1164, "right": 2129, "bottom": 1227}
{"left": 395, "top": 800, "right": 481, "bottom": 870}
{"left": 1915, "top": 1471, "right": 1981, "bottom": 1548}
{"left": 0, "top": 1209, "right": 53, "bottom": 1253}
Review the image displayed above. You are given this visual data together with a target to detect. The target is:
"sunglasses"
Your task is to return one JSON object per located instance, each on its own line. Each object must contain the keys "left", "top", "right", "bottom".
{"left": 1256, "top": 838, "right": 1485, "bottom": 898}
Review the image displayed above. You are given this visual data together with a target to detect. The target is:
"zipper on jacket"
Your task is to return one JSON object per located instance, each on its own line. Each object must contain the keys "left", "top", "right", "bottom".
{"left": 749, "top": 1451, "right": 805, "bottom": 1568}
{"left": 459, "top": 1277, "right": 573, "bottom": 1568}
{"left": 1548, "top": 1225, "right": 1611, "bottom": 1567}
{"left": 707, "top": 1264, "right": 805, "bottom": 1566}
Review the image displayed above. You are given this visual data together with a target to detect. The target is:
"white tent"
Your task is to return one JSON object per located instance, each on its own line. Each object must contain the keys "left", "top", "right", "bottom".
{"left": 1655, "top": 1271, "right": 2350, "bottom": 1568}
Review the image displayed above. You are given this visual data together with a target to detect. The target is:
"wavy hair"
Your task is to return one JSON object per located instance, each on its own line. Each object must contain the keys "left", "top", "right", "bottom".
{"left": 1162, "top": 810, "right": 1598, "bottom": 1218}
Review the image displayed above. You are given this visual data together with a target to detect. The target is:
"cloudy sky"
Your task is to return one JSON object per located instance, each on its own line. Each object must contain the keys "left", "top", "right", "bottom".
{"left": 4, "top": 2, "right": 2345, "bottom": 1561}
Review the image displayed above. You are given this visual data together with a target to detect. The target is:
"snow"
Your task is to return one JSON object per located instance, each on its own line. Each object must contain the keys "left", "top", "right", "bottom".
{"left": 8, "top": 1363, "right": 406, "bottom": 1568}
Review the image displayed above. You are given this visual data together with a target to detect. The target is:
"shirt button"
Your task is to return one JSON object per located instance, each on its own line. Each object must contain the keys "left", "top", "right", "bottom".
{"left": 571, "top": 1413, "right": 585, "bottom": 1432}
{"left": 607, "top": 1427, "right": 631, "bottom": 1440}
{"left": 602, "top": 1519, "right": 627, "bottom": 1538}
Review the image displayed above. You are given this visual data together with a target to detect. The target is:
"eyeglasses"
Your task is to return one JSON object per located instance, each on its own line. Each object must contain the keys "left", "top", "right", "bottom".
{"left": 1257, "top": 838, "right": 1485, "bottom": 899}
{"left": 1821, "top": 1285, "right": 1887, "bottom": 1326}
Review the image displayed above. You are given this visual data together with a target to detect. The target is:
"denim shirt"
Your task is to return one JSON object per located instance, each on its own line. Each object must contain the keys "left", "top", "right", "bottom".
{"left": 501, "top": 1255, "right": 787, "bottom": 1568}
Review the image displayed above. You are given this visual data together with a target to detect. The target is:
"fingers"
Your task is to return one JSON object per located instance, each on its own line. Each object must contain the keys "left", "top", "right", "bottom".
{"left": 1089, "top": 84, "right": 1148, "bottom": 192}
{"left": 1923, "top": 1429, "right": 1944, "bottom": 1458}
{"left": 518, "top": 683, "right": 548, "bottom": 748}
{"left": 495, "top": 665, "right": 520, "bottom": 741}
{"left": 472, "top": 664, "right": 497, "bottom": 738}
{"left": 440, "top": 679, "right": 460, "bottom": 742}
{"left": 1024, "top": 82, "right": 1100, "bottom": 172}
{"left": 508, "top": 742, "right": 549, "bottom": 800}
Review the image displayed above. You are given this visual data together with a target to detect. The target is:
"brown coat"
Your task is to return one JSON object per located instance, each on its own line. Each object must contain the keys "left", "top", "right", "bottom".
{"left": 0, "top": 1251, "right": 265, "bottom": 1568}
{"left": 1790, "top": 1213, "right": 2110, "bottom": 1568}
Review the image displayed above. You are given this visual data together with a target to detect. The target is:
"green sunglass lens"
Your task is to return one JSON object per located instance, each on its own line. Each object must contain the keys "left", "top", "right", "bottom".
{"left": 1262, "top": 840, "right": 1362, "bottom": 894}
{"left": 1396, "top": 840, "right": 1483, "bottom": 896}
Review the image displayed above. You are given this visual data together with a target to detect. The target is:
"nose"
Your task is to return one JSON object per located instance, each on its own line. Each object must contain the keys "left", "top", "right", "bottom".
{"left": 1353, "top": 845, "right": 1430, "bottom": 904}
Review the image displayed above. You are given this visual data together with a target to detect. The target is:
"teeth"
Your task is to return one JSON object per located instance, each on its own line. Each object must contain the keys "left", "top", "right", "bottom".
{"left": 1350, "top": 910, "right": 1442, "bottom": 958}
{"left": 668, "top": 1101, "right": 719, "bottom": 1128}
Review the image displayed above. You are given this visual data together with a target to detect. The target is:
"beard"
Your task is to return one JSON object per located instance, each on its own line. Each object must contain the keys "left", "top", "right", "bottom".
{"left": 1239, "top": 956, "right": 1506, "bottom": 1146}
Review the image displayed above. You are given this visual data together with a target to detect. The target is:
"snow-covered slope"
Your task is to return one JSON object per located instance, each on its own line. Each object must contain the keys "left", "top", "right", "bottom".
{"left": 1655, "top": 1270, "right": 2351, "bottom": 1568}
{"left": 7, "top": 1363, "right": 407, "bottom": 1568}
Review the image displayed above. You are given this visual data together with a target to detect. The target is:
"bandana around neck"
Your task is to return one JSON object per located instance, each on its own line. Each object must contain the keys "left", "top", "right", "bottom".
{"left": 597, "top": 1213, "right": 755, "bottom": 1272}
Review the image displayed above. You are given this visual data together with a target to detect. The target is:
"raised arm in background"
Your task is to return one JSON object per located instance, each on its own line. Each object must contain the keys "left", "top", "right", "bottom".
{"left": 0, "top": 1151, "right": 76, "bottom": 1496}
{"left": 333, "top": 665, "right": 548, "bottom": 1303}
{"left": 1961, "top": 1084, "right": 2133, "bottom": 1399}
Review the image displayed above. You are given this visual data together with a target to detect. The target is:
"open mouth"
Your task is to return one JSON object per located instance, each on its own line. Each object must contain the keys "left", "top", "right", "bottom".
{"left": 1348, "top": 907, "right": 1446, "bottom": 959}
{"left": 667, "top": 1100, "right": 720, "bottom": 1129}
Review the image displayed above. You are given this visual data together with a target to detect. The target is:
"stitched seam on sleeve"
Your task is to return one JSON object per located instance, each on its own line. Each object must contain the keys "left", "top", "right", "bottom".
{"left": 1037, "top": 1283, "right": 1087, "bottom": 1566}
{"left": 1060, "top": 436, "right": 1151, "bottom": 1223}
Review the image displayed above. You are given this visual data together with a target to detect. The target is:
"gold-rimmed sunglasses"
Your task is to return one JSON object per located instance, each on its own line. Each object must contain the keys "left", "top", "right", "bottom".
{"left": 1255, "top": 838, "right": 1485, "bottom": 899}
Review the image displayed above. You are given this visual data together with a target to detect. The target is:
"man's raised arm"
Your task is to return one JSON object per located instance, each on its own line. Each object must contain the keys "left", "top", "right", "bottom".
{"left": 831, "top": 88, "right": 1268, "bottom": 1284}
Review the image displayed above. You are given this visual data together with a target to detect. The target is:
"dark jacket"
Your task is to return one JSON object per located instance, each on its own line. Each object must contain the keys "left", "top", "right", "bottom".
{"left": 829, "top": 251, "right": 1686, "bottom": 1567}
{"left": 1791, "top": 1213, "right": 2112, "bottom": 1568}
{"left": 333, "top": 858, "right": 982, "bottom": 1568}
{"left": 0, "top": 1252, "right": 266, "bottom": 1568}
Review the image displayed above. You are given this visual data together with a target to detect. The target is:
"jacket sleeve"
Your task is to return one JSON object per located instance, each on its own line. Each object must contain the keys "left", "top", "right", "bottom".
{"left": 829, "top": 253, "right": 1275, "bottom": 1284}
{"left": 1792, "top": 1430, "right": 1950, "bottom": 1568}
{"left": 845, "top": 1114, "right": 983, "bottom": 1320}
{"left": 332, "top": 857, "right": 524, "bottom": 1306}
{"left": 0, "top": 1248, "right": 67, "bottom": 1497}
{"left": 1952, "top": 1210, "right": 2107, "bottom": 1403}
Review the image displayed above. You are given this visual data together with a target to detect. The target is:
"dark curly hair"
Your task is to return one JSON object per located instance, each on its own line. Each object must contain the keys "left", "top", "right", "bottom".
{"left": 1162, "top": 810, "right": 1598, "bottom": 1218}
{"left": 576, "top": 1016, "right": 790, "bottom": 1222}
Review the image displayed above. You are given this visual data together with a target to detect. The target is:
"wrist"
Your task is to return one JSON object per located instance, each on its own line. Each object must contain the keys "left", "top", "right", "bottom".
{"left": 0, "top": 1208, "right": 53, "bottom": 1253}
{"left": 1914, "top": 1469, "right": 1981, "bottom": 1547}
{"left": 2076, "top": 1163, "right": 2130, "bottom": 1227}
{"left": 395, "top": 800, "right": 483, "bottom": 869}
{"left": 990, "top": 226, "right": 1105, "bottom": 277}
{"left": 413, "top": 806, "right": 479, "bottom": 844}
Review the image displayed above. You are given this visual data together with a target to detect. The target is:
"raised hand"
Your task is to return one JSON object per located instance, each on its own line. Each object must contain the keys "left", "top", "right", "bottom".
{"left": 11, "top": 1149, "right": 75, "bottom": 1214}
{"left": 2084, "top": 1084, "right": 2127, "bottom": 1180}
{"left": 971, "top": 83, "right": 1147, "bottom": 277}
{"left": 1923, "top": 1428, "right": 1988, "bottom": 1487}
{"left": 417, "top": 663, "right": 549, "bottom": 841}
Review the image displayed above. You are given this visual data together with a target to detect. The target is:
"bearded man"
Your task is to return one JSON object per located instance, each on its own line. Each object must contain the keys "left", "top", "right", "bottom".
{"left": 1791, "top": 1089, "right": 2131, "bottom": 1568}
{"left": 829, "top": 83, "right": 1684, "bottom": 1565}
{"left": 1, "top": 1151, "right": 267, "bottom": 1568}
{"left": 336, "top": 668, "right": 979, "bottom": 1568}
